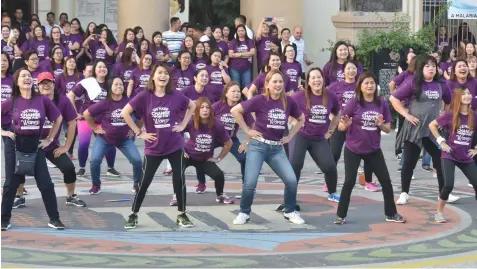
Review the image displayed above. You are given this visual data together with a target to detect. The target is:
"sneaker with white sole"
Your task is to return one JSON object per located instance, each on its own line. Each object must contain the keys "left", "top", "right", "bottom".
{"left": 435, "top": 212, "right": 446, "bottom": 223}
{"left": 396, "top": 192, "right": 409, "bottom": 205}
{"left": 327, "top": 193, "right": 340, "bottom": 203}
{"left": 46, "top": 160, "right": 56, "bottom": 168}
{"left": 107, "top": 168, "right": 121, "bottom": 177}
{"left": 169, "top": 194, "right": 177, "bottom": 206}
{"left": 233, "top": 212, "right": 250, "bottom": 225}
{"left": 447, "top": 194, "right": 460, "bottom": 204}
{"left": 284, "top": 211, "right": 305, "bottom": 224}
{"left": 469, "top": 183, "right": 474, "bottom": 188}
{"left": 235, "top": 195, "right": 241, "bottom": 199}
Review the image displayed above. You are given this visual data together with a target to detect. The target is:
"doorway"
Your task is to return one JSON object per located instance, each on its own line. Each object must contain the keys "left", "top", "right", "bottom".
{"left": 2, "top": 0, "right": 34, "bottom": 21}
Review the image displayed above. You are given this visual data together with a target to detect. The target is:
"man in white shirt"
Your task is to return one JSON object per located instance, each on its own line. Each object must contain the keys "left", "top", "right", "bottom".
{"left": 163, "top": 17, "right": 186, "bottom": 65}
{"left": 44, "top": 12, "right": 63, "bottom": 36}
{"left": 289, "top": 26, "right": 313, "bottom": 71}
{"left": 234, "top": 15, "right": 253, "bottom": 39}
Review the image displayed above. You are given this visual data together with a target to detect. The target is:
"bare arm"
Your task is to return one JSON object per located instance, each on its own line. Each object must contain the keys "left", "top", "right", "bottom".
{"left": 46, "top": 115, "right": 63, "bottom": 142}
{"left": 286, "top": 114, "right": 305, "bottom": 140}
{"left": 179, "top": 100, "right": 197, "bottom": 128}
{"left": 215, "top": 139, "right": 232, "bottom": 160}
{"left": 389, "top": 80, "right": 397, "bottom": 93}
{"left": 127, "top": 79, "right": 134, "bottom": 97}
{"left": 83, "top": 109, "right": 100, "bottom": 131}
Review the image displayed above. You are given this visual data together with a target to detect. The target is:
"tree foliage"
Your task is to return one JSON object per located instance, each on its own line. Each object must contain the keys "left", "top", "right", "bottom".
{"left": 189, "top": 0, "right": 240, "bottom": 27}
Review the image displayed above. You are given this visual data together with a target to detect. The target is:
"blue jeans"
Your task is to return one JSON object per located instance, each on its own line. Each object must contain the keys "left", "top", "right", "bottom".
{"left": 198, "top": 136, "right": 246, "bottom": 183}
{"left": 90, "top": 136, "right": 142, "bottom": 186}
{"left": 240, "top": 139, "right": 298, "bottom": 214}
{"left": 422, "top": 150, "right": 432, "bottom": 168}
{"left": 229, "top": 68, "right": 252, "bottom": 90}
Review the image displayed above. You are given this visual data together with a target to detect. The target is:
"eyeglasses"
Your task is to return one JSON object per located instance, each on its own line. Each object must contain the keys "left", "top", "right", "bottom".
{"left": 54, "top": 52, "right": 63, "bottom": 55}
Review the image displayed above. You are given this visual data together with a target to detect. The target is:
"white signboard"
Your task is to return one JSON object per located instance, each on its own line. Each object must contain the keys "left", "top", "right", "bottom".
{"left": 170, "top": 0, "right": 189, "bottom": 22}
{"left": 76, "top": 0, "right": 118, "bottom": 39}
{"left": 448, "top": 0, "right": 477, "bottom": 19}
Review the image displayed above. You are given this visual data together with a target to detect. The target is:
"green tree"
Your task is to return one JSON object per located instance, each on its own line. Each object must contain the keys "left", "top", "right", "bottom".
{"left": 189, "top": 0, "right": 240, "bottom": 27}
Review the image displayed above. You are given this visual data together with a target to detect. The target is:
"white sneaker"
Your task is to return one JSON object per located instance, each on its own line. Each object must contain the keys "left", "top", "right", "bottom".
{"left": 284, "top": 211, "right": 305, "bottom": 224}
{"left": 46, "top": 160, "right": 56, "bottom": 168}
{"left": 469, "top": 183, "right": 474, "bottom": 188}
{"left": 412, "top": 174, "right": 415, "bottom": 180}
{"left": 447, "top": 194, "right": 460, "bottom": 204}
{"left": 396, "top": 192, "right": 409, "bottom": 205}
{"left": 235, "top": 195, "right": 241, "bottom": 199}
{"left": 233, "top": 212, "right": 250, "bottom": 225}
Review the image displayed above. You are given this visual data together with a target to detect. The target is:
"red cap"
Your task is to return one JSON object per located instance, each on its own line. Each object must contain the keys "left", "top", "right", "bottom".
{"left": 37, "top": 72, "right": 55, "bottom": 84}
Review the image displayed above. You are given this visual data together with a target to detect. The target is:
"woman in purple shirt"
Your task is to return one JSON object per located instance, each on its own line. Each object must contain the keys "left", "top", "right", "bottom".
{"left": 255, "top": 19, "right": 275, "bottom": 71}
{"left": 67, "top": 60, "right": 119, "bottom": 180}
{"left": 2, "top": 25, "right": 14, "bottom": 59}
{"left": 210, "top": 27, "right": 229, "bottom": 65}
{"left": 288, "top": 68, "right": 341, "bottom": 209}
{"left": 82, "top": 29, "right": 117, "bottom": 70}
{"left": 184, "top": 97, "right": 234, "bottom": 204}
{"left": 121, "top": 64, "right": 196, "bottom": 229}
{"left": 447, "top": 60, "right": 477, "bottom": 109}
{"left": 84, "top": 76, "right": 143, "bottom": 193}
{"left": 192, "top": 42, "right": 208, "bottom": 71}
{"left": 206, "top": 49, "right": 231, "bottom": 101}
{"left": 171, "top": 50, "right": 195, "bottom": 91}
{"left": 323, "top": 41, "right": 349, "bottom": 87}
{"left": 440, "top": 46, "right": 456, "bottom": 80}
{"left": 126, "top": 53, "right": 153, "bottom": 98}
{"left": 20, "top": 26, "right": 49, "bottom": 61}
{"left": 1, "top": 68, "right": 65, "bottom": 231}
{"left": 46, "top": 46, "right": 64, "bottom": 77}
{"left": 117, "top": 28, "right": 135, "bottom": 57}
{"left": 1, "top": 52, "right": 13, "bottom": 102}
{"left": 335, "top": 72, "right": 405, "bottom": 225}
{"left": 180, "top": 69, "right": 215, "bottom": 102}
{"left": 113, "top": 47, "right": 138, "bottom": 91}
{"left": 228, "top": 24, "right": 256, "bottom": 89}
{"left": 23, "top": 50, "right": 45, "bottom": 92}
{"left": 429, "top": 86, "right": 477, "bottom": 223}
{"left": 282, "top": 44, "right": 303, "bottom": 92}
{"left": 231, "top": 70, "right": 305, "bottom": 225}
{"left": 49, "top": 26, "right": 70, "bottom": 58}
{"left": 390, "top": 55, "right": 452, "bottom": 205}
{"left": 151, "top": 31, "right": 170, "bottom": 65}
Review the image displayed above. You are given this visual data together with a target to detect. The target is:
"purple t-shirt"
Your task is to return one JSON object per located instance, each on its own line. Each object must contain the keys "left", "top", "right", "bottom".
{"left": 41, "top": 61, "right": 63, "bottom": 77}
{"left": 392, "top": 80, "right": 452, "bottom": 105}
{"left": 21, "top": 39, "right": 50, "bottom": 61}
{"left": 323, "top": 62, "right": 363, "bottom": 87}
{"left": 193, "top": 57, "right": 207, "bottom": 71}
{"left": 440, "top": 61, "right": 453, "bottom": 76}
{"left": 129, "top": 90, "right": 190, "bottom": 156}
{"left": 216, "top": 41, "right": 229, "bottom": 55}
{"left": 251, "top": 72, "right": 292, "bottom": 95}
{"left": 1, "top": 75, "right": 13, "bottom": 102}
{"left": 184, "top": 119, "right": 231, "bottom": 161}
{"left": 171, "top": 66, "right": 195, "bottom": 91}
{"left": 447, "top": 78, "right": 477, "bottom": 109}
{"left": 282, "top": 61, "right": 302, "bottom": 91}
{"left": 229, "top": 39, "right": 255, "bottom": 71}
{"left": 41, "top": 95, "right": 77, "bottom": 152}
{"left": 180, "top": 85, "right": 215, "bottom": 102}
{"left": 55, "top": 73, "right": 84, "bottom": 110}
{"left": 1, "top": 95, "right": 60, "bottom": 136}
{"left": 255, "top": 35, "right": 274, "bottom": 69}
{"left": 117, "top": 41, "right": 132, "bottom": 54}
{"left": 1, "top": 39, "right": 14, "bottom": 58}
{"left": 129, "top": 68, "right": 152, "bottom": 97}
{"left": 241, "top": 95, "right": 302, "bottom": 141}
{"left": 88, "top": 97, "right": 131, "bottom": 145}
{"left": 393, "top": 71, "right": 412, "bottom": 87}
{"left": 89, "top": 40, "right": 117, "bottom": 67}
{"left": 51, "top": 42, "right": 71, "bottom": 57}
{"left": 206, "top": 64, "right": 228, "bottom": 101}
{"left": 293, "top": 90, "right": 340, "bottom": 140}
{"left": 342, "top": 98, "right": 392, "bottom": 154}
{"left": 212, "top": 101, "right": 255, "bottom": 138}
{"left": 153, "top": 45, "right": 170, "bottom": 64}
{"left": 113, "top": 62, "right": 137, "bottom": 90}
{"left": 72, "top": 81, "right": 108, "bottom": 122}
{"left": 436, "top": 111, "right": 477, "bottom": 163}
{"left": 328, "top": 80, "right": 357, "bottom": 109}
{"left": 62, "top": 33, "right": 84, "bottom": 57}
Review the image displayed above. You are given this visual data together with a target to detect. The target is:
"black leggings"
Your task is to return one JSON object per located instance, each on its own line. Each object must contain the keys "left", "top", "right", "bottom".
{"left": 337, "top": 148, "right": 397, "bottom": 218}
{"left": 440, "top": 159, "right": 477, "bottom": 200}
{"left": 132, "top": 150, "right": 186, "bottom": 212}
{"left": 45, "top": 147, "right": 77, "bottom": 184}
{"left": 401, "top": 138, "right": 444, "bottom": 194}
{"left": 329, "top": 129, "right": 373, "bottom": 183}
{"left": 395, "top": 114, "right": 405, "bottom": 155}
{"left": 291, "top": 134, "right": 338, "bottom": 194}
{"left": 183, "top": 157, "right": 225, "bottom": 196}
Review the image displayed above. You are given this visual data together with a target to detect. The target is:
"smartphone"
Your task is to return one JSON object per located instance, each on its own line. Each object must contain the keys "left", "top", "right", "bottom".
{"left": 265, "top": 17, "right": 273, "bottom": 22}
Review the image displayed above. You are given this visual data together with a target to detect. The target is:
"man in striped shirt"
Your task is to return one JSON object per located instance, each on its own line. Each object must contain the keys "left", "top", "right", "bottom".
{"left": 163, "top": 17, "right": 186, "bottom": 66}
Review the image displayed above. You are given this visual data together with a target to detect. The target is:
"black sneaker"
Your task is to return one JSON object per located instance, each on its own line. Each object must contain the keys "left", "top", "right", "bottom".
{"left": 48, "top": 219, "right": 65, "bottom": 230}
{"left": 334, "top": 216, "right": 346, "bottom": 225}
{"left": 107, "top": 168, "right": 121, "bottom": 177}
{"left": 176, "top": 213, "right": 194, "bottom": 228}
{"left": 12, "top": 196, "right": 26, "bottom": 209}
{"left": 1, "top": 220, "right": 11, "bottom": 231}
{"left": 296, "top": 204, "right": 301, "bottom": 212}
{"left": 422, "top": 166, "right": 433, "bottom": 173}
{"left": 124, "top": 213, "right": 138, "bottom": 229}
{"left": 66, "top": 194, "right": 87, "bottom": 207}
{"left": 77, "top": 168, "right": 86, "bottom": 177}
{"left": 23, "top": 188, "right": 28, "bottom": 195}
{"left": 386, "top": 213, "right": 406, "bottom": 223}
{"left": 275, "top": 204, "right": 285, "bottom": 211}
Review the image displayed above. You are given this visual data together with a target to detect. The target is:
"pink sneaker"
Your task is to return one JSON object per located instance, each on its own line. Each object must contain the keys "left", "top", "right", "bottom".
{"left": 89, "top": 185, "right": 101, "bottom": 195}
{"left": 322, "top": 184, "right": 328, "bottom": 192}
{"left": 216, "top": 194, "right": 234, "bottom": 204}
{"left": 195, "top": 183, "right": 206, "bottom": 194}
{"left": 365, "top": 182, "right": 378, "bottom": 192}
{"left": 169, "top": 194, "right": 177, "bottom": 206}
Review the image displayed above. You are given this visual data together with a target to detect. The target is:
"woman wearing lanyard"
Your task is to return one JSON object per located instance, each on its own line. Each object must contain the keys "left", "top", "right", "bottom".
{"left": 390, "top": 55, "right": 453, "bottom": 205}
{"left": 206, "top": 49, "right": 231, "bottom": 101}
{"left": 335, "top": 72, "right": 405, "bottom": 225}
{"left": 126, "top": 53, "right": 153, "bottom": 98}
{"left": 429, "top": 86, "right": 477, "bottom": 223}
{"left": 121, "top": 64, "right": 196, "bottom": 229}
{"left": 84, "top": 76, "right": 143, "bottom": 193}
{"left": 1, "top": 68, "right": 65, "bottom": 231}
{"left": 231, "top": 70, "right": 305, "bottom": 225}
{"left": 183, "top": 97, "right": 234, "bottom": 205}
{"left": 67, "top": 60, "right": 120, "bottom": 180}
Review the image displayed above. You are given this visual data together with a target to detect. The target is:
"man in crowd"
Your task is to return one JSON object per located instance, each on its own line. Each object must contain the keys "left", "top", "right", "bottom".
{"left": 44, "top": 12, "right": 62, "bottom": 36}
{"left": 289, "top": 26, "right": 313, "bottom": 72}
{"left": 163, "top": 17, "right": 186, "bottom": 66}
{"left": 234, "top": 15, "right": 253, "bottom": 39}
{"left": 12, "top": 8, "right": 28, "bottom": 33}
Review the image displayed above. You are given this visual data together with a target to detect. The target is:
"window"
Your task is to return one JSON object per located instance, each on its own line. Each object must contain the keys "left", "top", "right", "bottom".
{"left": 340, "top": 0, "right": 403, "bottom": 12}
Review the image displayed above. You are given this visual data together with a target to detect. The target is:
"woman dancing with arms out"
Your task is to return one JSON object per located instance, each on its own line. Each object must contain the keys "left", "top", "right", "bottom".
{"left": 429, "top": 86, "right": 477, "bottom": 223}
{"left": 121, "top": 64, "right": 196, "bottom": 229}
{"left": 335, "top": 72, "right": 405, "bottom": 224}
{"left": 231, "top": 70, "right": 306, "bottom": 225}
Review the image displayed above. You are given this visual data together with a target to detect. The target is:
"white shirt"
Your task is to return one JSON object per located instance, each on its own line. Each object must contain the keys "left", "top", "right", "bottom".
{"left": 234, "top": 26, "right": 254, "bottom": 40}
{"left": 162, "top": 30, "right": 186, "bottom": 56}
{"left": 199, "top": 35, "right": 210, "bottom": 42}
{"left": 44, "top": 24, "right": 63, "bottom": 36}
{"left": 290, "top": 36, "right": 305, "bottom": 70}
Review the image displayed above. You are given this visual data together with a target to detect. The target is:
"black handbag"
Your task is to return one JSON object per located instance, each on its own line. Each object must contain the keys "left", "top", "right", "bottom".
{"left": 12, "top": 99, "right": 39, "bottom": 176}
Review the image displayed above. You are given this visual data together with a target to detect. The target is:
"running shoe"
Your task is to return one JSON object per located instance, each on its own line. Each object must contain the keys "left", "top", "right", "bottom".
{"left": 169, "top": 194, "right": 177, "bottom": 206}
{"left": 124, "top": 213, "right": 138, "bottom": 229}
{"left": 163, "top": 168, "right": 172, "bottom": 175}
{"left": 176, "top": 213, "right": 193, "bottom": 227}
{"left": 365, "top": 182, "right": 378, "bottom": 192}
{"left": 66, "top": 194, "right": 86, "bottom": 207}
{"left": 284, "top": 211, "right": 305, "bottom": 224}
{"left": 77, "top": 168, "right": 86, "bottom": 177}
{"left": 385, "top": 213, "right": 406, "bottom": 223}
{"left": 422, "top": 166, "right": 433, "bottom": 172}
{"left": 334, "top": 217, "right": 345, "bottom": 225}
{"left": 447, "top": 194, "right": 460, "bottom": 204}
{"left": 12, "top": 196, "right": 26, "bottom": 209}
{"left": 195, "top": 183, "right": 206, "bottom": 194}
{"left": 46, "top": 159, "right": 56, "bottom": 168}
{"left": 1, "top": 220, "right": 11, "bottom": 231}
{"left": 233, "top": 212, "right": 250, "bottom": 225}
{"left": 48, "top": 218, "right": 65, "bottom": 230}
{"left": 107, "top": 168, "right": 121, "bottom": 177}
{"left": 396, "top": 192, "right": 409, "bottom": 205}
{"left": 434, "top": 212, "right": 446, "bottom": 223}
{"left": 89, "top": 185, "right": 101, "bottom": 195}
{"left": 216, "top": 194, "right": 234, "bottom": 204}
{"left": 322, "top": 184, "right": 328, "bottom": 192}
{"left": 328, "top": 193, "right": 340, "bottom": 203}
{"left": 23, "top": 188, "right": 28, "bottom": 195}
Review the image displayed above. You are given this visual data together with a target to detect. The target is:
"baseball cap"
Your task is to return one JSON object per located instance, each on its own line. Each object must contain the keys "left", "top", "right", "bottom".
{"left": 37, "top": 72, "right": 55, "bottom": 84}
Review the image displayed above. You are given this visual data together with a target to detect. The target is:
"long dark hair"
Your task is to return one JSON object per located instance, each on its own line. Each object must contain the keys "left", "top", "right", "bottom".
{"left": 70, "top": 18, "right": 85, "bottom": 37}
{"left": 121, "top": 47, "right": 135, "bottom": 66}
{"left": 450, "top": 60, "right": 471, "bottom": 81}
{"left": 283, "top": 44, "right": 297, "bottom": 62}
{"left": 413, "top": 55, "right": 440, "bottom": 101}
{"left": 63, "top": 56, "right": 80, "bottom": 80}
{"left": 146, "top": 64, "right": 173, "bottom": 94}
{"left": 50, "top": 45, "right": 65, "bottom": 72}
{"left": 192, "top": 41, "right": 205, "bottom": 63}
{"left": 1, "top": 52, "right": 12, "bottom": 76}
{"left": 106, "top": 76, "right": 126, "bottom": 99}
{"left": 151, "top": 31, "right": 165, "bottom": 53}
{"left": 92, "top": 60, "right": 110, "bottom": 90}
{"left": 235, "top": 24, "right": 249, "bottom": 40}
{"left": 12, "top": 68, "right": 39, "bottom": 99}
{"left": 304, "top": 67, "right": 327, "bottom": 110}
{"left": 261, "top": 52, "right": 282, "bottom": 73}
{"left": 208, "top": 48, "right": 223, "bottom": 65}
{"left": 329, "top": 41, "right": 349, "bottom": 73}
{"left": 101, "top": 29, "right": 115, "bottom": 46}
{"left": 355, "top": 72, "right": 381, "bottom": 106}
{"left": 122, "top": 28, "right": 135, "bottom": 43}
